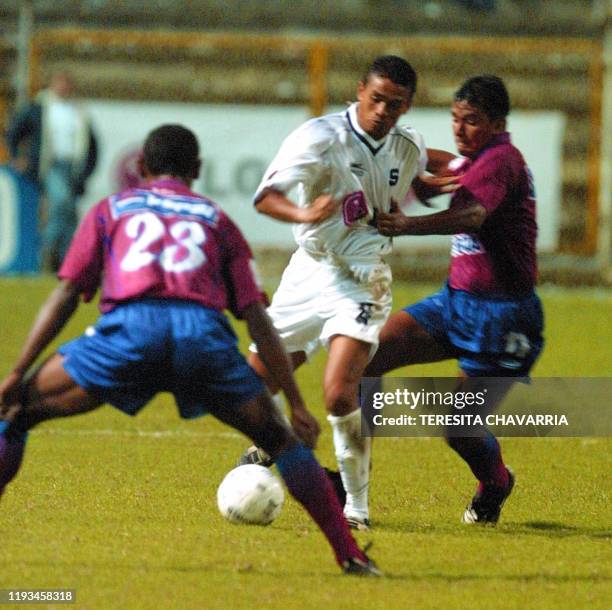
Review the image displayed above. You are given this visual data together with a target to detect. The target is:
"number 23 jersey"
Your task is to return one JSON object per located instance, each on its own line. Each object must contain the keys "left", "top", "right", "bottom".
{"left": 58, "top": 178, "right": 266, "bottom": 317}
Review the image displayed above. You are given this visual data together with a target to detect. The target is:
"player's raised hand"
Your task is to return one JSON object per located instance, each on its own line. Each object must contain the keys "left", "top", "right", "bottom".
{"left": 303, "top": 194, "right": 339, "bottom": 223}
{"left": 290, "top": 405, "right": 321, "bottom": 449}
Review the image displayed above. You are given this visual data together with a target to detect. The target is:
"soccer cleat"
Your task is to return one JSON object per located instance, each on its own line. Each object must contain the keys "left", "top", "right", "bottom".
{"left": 342, "top": 543, "right": 383, "bottom": 577}
{"left": 236, "top": 445, "right": 274, "bottom": 468}
{"left": 462, "top": 467, "right": 515, "bottom": 525}
{"left": 324, "top": 467, "right": 347, "bottom": 507}
{"left": 345, "top": 515, "right": 371, "bottom": 532}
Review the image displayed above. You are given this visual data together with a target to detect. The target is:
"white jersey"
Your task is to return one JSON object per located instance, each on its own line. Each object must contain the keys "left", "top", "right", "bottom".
{"left": 255, "top": 102, "right": 427, "bottom": 263}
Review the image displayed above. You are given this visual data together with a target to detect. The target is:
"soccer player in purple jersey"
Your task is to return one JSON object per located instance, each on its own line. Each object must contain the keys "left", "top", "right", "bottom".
{"left": 369, "top": 75, "right": 544, "bottom": 524}
{"left": 0, "top": 124, "right": 380, "bottom": 575}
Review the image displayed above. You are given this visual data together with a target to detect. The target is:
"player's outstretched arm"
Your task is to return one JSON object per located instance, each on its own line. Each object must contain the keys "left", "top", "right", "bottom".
{"left": 412, "top": 173, "right": 462, "bottom": 205}
{"left": 425, "top": 148, "right": 457, "bottom": 175}
{"left": 243, "top": 301, "right": 320, "bottom": 448}
{"left": 411, "top": 149, "right": 461, "bottom": 206}
{"left": 255, "top": 188, "right": 338, "bottom": 224}
{"left": 377, "top": 200, "right": 486, "bottom": 237}
{"left": 0, "top": 279, "right": 81, "bottom": 409}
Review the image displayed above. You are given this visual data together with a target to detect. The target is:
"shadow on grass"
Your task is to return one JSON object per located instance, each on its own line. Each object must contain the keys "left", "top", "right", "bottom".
{"left": 519, "top": 521, "right": 611, "bottom": 539}
{"left": 376, "top": 519, "right": 611, "bottom": 539}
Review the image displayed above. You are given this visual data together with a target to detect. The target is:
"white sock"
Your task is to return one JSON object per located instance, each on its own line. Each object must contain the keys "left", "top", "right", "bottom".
{"left": 327, "top": 409, "right": 371, "bottom": 521}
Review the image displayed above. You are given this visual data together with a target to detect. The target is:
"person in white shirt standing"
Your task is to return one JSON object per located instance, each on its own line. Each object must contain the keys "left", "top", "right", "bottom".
{"left": 6, "top": 71, "right": 98, "bottom": 271}
{"left": 241, "top": 55, "right": 447, "bottom": 530}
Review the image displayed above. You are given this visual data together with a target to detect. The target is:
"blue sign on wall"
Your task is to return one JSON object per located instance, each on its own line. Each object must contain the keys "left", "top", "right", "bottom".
{"left": 0, "top": 165, "right": 40, "bottom": 274}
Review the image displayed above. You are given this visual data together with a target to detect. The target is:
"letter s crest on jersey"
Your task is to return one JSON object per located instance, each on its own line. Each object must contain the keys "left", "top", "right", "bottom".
{"left": 342, "top": 191, "right": 368, "bottom": 225}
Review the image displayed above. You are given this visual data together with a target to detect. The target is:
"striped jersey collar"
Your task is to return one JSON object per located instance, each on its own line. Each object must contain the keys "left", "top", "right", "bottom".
{"left": 346, "top": 103, "right": 387, "bottom": 155}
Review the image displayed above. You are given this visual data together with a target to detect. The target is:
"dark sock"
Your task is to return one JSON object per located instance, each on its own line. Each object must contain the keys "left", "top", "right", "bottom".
{"left": 275, "top": 443, "right": 365, "bottom": 566}
{"left": 0, "top": 421, "right": 28, "bottom": 496}
{"left": 448, "top": 431, "right": 508, "bottom": 491}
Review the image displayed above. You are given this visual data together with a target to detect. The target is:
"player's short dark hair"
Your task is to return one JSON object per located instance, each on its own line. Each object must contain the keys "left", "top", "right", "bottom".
{"left": 143, "top": 124, "right": 199, "bottom": 177}
{"left": 364, "top": 55, "right": 417, "bottom": 96}
{"left": 454, "top": 75, "right": 510, "bottom": 121}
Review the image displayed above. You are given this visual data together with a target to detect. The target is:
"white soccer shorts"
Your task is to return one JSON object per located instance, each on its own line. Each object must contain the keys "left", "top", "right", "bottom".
{"left": 252, "top": 248, "right": 392, "bottom": 361}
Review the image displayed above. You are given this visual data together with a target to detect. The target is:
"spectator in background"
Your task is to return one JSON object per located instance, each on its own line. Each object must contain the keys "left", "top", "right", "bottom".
{"left": 6, "top": 70, "right": 98, "bottom": 271}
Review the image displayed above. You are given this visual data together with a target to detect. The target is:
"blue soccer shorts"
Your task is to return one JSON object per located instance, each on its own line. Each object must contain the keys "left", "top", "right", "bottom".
{"left": 59, "top": 299, "right": 265, "bottom": 418}
{"left": 404, "top": 283, "right": 544, "bottom": 377}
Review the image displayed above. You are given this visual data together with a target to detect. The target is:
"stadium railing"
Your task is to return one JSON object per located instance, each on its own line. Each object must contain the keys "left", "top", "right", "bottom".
{"left": 0, "top": 28, "right": 605, "bottom": 257}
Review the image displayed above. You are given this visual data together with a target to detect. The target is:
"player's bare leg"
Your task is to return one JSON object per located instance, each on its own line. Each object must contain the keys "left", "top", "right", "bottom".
{"left": 248, "top": 351, "right": 307, "bottom": 395}
{"left": 211, "top": 391, "right": 381, "bottom": 575}
{"left": 364, "top": 312, "right": 516, "bottom": 524}
{"left": 239, "top": 351, "right": 307, "bottom": 466}
{"left": 334, "top": 313, "right": 454, "bottom": 527}
{"left": 0, "top": 354, "right": 102, "bottom": 499}
{"left": 365, "top": 311, "right": 453, "bottom": 376}
{"left": 324, "top": 335, "right": 372, "bottom": 529}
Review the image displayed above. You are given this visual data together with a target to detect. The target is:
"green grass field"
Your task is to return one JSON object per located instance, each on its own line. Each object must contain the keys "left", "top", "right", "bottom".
{"left": 0, "top": 276, "right": 610, "bottom": 609}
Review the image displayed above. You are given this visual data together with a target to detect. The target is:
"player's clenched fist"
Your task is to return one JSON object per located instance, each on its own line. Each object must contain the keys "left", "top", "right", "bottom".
{"left": 303, "top": 194, "right": 339, "bottom": 224}
{"left": 376, "top": 206, "right": 409, "bottom": 236}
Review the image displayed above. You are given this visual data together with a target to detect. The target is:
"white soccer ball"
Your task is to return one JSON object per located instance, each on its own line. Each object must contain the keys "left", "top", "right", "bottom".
{"left": 217, "top": 464, "right": 284, "bottom": 525}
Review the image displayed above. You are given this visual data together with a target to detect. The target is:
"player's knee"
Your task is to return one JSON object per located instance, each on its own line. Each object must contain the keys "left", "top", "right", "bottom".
{"left": 324, "top": 381, "right": 355, "bottom": 416}
{"left": 7, "top": 403, "right": 41, "bottom": 433}
{"left": 6, "top": 383, "right": 46, "bottom": 431}
{"left": 254, "top": 422, "right": 297, "bottom": 460}
{"left": 15, "top": 381, "right": 99, "bottom": 430}
{"left": 236, "top": 394, "right": 298, "bottom": 458}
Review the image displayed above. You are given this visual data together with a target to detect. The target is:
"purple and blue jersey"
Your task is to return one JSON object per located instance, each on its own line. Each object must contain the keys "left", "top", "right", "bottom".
{"left": 449, "top": 132, "right": 538, "bottom": 296}
{"left": 404, "top": 133, "right": 543, "bottom": 376}
{"left": 59, "top": 178, "right": 266, "bottom": 318}
{"left": 57, "top": 178, "right": 267, "bottom": 416}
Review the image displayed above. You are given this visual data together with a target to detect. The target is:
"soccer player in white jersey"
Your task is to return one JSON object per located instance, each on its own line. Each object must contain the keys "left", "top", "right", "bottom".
{"left": 244, "top": 55, "right": 443, "bottom": 530}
